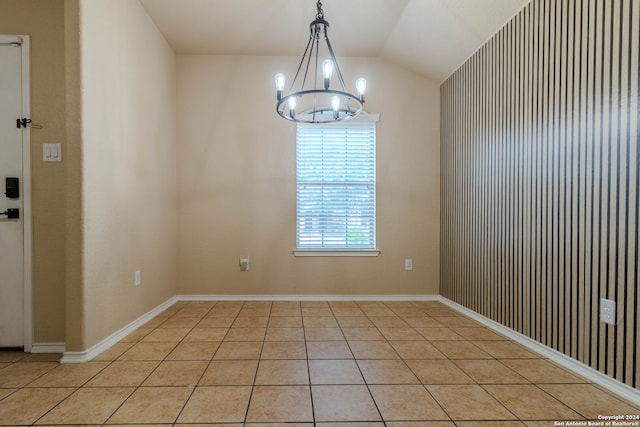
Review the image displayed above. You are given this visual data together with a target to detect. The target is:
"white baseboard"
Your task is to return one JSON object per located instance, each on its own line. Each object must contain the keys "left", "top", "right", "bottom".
{"left": 60, "top": 296, "right": 178, "bottom": 364}
{"left": 440, "top": 297, "right": 640, "bottom": 406}
{"left": 177, "top": 294, "right": 440, "bottom": 302}
{"left": 31, "top": 342, "right": 66, "bottom": 353}
{"left": 58, "top": 294, "right": 436, "bottom": 362}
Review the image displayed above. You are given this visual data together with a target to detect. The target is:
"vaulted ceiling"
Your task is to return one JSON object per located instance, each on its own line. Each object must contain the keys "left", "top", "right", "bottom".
{"left": 140, "top": 0, "right": 529, "bottom": 83}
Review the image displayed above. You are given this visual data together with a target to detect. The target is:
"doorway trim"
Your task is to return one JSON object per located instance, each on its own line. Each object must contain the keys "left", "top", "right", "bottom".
{"left": 1, "top": 34, "right": 33, "bottom": 351}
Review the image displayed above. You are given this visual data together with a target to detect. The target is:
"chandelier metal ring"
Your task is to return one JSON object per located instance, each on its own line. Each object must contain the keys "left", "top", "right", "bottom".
{"left": 276, "top": 90, "right": 363, "bottom": 124}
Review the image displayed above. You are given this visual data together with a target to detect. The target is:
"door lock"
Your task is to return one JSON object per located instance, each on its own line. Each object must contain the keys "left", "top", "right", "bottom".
{"left": 0, "top": 208, "right": 19, "bottom": 219}
{"left": 5, "top": 177, "right": 19, "bottom": 199}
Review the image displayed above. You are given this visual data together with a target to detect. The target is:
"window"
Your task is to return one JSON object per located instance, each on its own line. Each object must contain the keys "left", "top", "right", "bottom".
{"left": 295, "top": 116, "right": 378, "bottom": 256}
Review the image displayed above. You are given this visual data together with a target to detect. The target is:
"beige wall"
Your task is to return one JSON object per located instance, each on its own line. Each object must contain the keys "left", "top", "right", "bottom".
{"left": 0, "top": 0, "right": 67, "bottom": 343}
{"left": 63, "top": 0, "right": 83, "bottom": 352}
{"left": 177, "top": 55, "right": 440, "bottom": 296}
{"left": 3, "top": 0, "right": 440, "bottom": 351}
{"left": 75, "top": 0, "right": 177, "bottom": 349}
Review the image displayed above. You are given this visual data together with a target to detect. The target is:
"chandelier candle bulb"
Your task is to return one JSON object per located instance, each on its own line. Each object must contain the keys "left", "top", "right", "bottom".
{"left": 356, "top": 78, "right": 367, "bottom": 102}
{"left": 275, "top": 73, "right": 286, "bottom": 101}
{"left": 322, "top": 59, "right": 333, "bottom": 89}
{"left": 331, "top": 96, "right": 340, "bottom": 119}
{"left": 289, "top": 96, "right": 297, "bottom": 119}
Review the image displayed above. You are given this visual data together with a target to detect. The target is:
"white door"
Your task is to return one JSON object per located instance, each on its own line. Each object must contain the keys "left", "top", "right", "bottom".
{"left": 0, "top": 35, "right": 30, "bottom": 349}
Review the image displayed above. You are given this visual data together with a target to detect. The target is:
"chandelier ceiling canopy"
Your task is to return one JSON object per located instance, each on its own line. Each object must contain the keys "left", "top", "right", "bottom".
{"left": 275, "top": 0, "right": 366, "bottom": 124}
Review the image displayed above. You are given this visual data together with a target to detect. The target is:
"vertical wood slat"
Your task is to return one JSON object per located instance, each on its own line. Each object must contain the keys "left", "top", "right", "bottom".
{"left": 440, "top": 0, "right": 639, "bottom": 388}
{"left": 627, "top": 0, "right": 636, "bottom": 384}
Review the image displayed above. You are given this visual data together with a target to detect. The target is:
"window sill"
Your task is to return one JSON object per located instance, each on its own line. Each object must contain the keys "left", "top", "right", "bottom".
{"left": 293, "top": 249, "right": 381, "bottom": 257}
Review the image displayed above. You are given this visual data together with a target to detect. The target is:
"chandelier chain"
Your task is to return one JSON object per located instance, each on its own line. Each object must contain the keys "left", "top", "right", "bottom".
{"left": 316, "top": 0, "right": 324, "bottom": 19}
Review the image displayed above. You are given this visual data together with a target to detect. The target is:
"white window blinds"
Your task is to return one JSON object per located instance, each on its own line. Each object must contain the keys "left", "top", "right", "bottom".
{"left": 296, "top": 121, "right": 376, "bottom": 249}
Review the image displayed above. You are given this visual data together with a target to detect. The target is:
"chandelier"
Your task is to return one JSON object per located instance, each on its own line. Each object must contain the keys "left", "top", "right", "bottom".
{"left": 275, "top": 0, "right": 366, "bottom": 124}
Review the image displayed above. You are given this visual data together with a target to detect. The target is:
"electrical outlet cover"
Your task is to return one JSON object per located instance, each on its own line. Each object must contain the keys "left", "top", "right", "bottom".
{"left": 600, "top": 298, "right": 616, "bottom": 325}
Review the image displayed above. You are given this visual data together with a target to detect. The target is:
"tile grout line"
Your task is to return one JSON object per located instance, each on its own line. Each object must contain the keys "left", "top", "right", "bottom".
{"left": 387, "top": 301, "right": 457, "bottom": 425}
{"left": 423, "top": 302, "right": 519, "bottom": 423}
{"left": 27, "top": 343, "right": 121, "bottom": 426}
{"left": 242, "top": 299, "right": 270, "bottom": 425}
{"left": 109, "top": 301, "right": 220, "bottom": 425}
{"left": 302, "top": 301, "right": 317, "bottom": 425}
{"left": 169, "top": 300, "right": 221, "bottom": 425}
{"left": 104, "top": 301, "right": 195, "bottom": 425}
{"left": 328, "top": 301, "right": 383, "bottom": 424}
{"left": 27, "top": 302, "right": 185, "bottom": 426}
{"left": 363, "top": 303, "right": 401, "bottom": 424}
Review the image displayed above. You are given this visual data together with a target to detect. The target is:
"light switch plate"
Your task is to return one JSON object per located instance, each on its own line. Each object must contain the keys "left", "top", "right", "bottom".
{"left": 43, "top": 143, "right": 62, "bottom": 162}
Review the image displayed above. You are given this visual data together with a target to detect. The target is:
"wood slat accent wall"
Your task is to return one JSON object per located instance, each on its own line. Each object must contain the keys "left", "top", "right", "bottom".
{"left": 441, "top": 0, "right": 639, "bottom": 388}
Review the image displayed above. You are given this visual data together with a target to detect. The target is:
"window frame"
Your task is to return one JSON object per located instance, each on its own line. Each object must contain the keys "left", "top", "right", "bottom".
{"left": 293, "top": 113, "right": 380, "bottom": 257}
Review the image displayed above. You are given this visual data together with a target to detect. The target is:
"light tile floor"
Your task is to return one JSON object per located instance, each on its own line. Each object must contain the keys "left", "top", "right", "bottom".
{"left": 1, "top": 300, "right": 638, "bottom": 426}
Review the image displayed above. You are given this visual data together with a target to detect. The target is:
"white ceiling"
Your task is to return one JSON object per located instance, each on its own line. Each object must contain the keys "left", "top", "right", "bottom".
{"left": 140, "top": 0, "right": 529, "bottom": 83}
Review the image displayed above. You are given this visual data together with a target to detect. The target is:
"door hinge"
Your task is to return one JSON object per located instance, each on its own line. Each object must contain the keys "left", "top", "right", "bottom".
{"left": 16, "top": 118, "right": 32, "bottom": 129}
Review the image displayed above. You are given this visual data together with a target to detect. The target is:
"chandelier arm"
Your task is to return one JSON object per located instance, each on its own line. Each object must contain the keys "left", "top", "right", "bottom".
{"left": 300, "top": 33, "right": 316, "bottom": 92}
{"left": 324, "top": 35, "right": 353, "bottom": 113}
{"left": 324, "top": 35, "right": 348, "bottom": 92}
{"left": 314, "top": 33, "right": 321, "bottom": 90}
{"left": 289, "top": 34, "right": 315, "bottom": 93}
{"left": 312, "top": 32, "right": 321, "bottom": 121}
